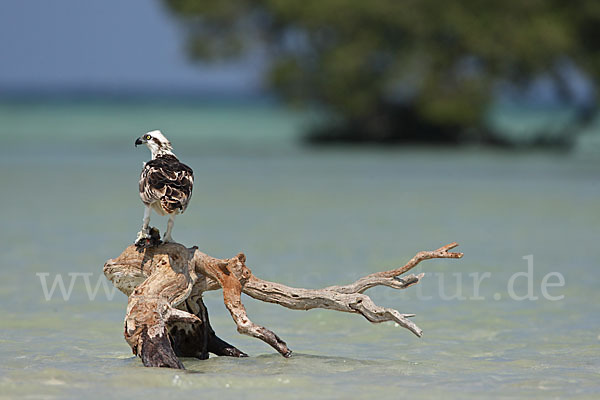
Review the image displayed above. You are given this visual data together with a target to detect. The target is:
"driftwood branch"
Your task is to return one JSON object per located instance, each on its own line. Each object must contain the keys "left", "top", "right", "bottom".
{"left": 104, "top": 242, "right": 462, "bottom": 369}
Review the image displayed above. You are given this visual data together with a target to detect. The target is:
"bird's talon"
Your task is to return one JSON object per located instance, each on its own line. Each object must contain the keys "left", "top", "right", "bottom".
{"left": 134, "top": 228, "right": 162, "bottom": 249}
{"left": 135, "top": 230, "right": 150, "bottom": 243}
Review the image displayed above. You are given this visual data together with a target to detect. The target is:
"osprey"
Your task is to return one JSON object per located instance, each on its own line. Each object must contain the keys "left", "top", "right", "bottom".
{"left": 134, "top": 130, "right": 194, "bottom": 246}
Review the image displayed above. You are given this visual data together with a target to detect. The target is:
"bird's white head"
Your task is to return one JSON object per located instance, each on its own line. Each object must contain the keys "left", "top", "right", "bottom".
{"left": 135, "top": 130, "right": 174, "bottom": 159}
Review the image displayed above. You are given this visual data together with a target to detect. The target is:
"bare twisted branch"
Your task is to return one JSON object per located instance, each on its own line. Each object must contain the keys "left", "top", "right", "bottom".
{"left": 104, "top": 242, "right": 463, "bottom": 368}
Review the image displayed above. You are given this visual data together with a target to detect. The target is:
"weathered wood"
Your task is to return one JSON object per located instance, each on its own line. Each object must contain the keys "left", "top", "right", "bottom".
{"left": 104, "top": 242, "right": 462, "bottom": 369}
{"left": 168, "top": 295, "right": 247, "bottom": 359}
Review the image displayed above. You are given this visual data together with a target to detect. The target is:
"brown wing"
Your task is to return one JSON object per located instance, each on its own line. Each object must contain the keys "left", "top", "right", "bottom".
{"left": 139, "top": 155, "right": 194, "bottom": 214}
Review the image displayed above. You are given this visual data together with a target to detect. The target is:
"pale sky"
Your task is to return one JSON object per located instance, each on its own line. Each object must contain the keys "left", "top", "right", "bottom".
{"left": 0, "top": 0, "right": 263, "bottom": 94}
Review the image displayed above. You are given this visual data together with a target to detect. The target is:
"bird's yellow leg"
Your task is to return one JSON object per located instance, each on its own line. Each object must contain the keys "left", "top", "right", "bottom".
{"left": 163, "top": 214, "right": 175, "bottom": 243}
{"left": 135, "top": 206, "right": 152, "bottom": 244}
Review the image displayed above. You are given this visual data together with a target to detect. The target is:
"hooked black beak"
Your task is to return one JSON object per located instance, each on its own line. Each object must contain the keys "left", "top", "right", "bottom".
{"left": 135, "top": 137, "right": 143, "bottom": 147}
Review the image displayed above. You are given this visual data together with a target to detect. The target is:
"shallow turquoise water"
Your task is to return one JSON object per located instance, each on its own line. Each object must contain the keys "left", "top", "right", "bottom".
{"left": 0, "top": 101, "right": 599, "bottom": 399}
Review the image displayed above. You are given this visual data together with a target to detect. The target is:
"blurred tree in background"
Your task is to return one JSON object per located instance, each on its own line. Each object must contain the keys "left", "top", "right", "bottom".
{"left": 165, "top": 0, "right": 600, "bottom": 146}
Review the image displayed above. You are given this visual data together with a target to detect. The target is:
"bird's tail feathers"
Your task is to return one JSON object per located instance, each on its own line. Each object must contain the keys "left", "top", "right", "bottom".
{"left": 160, "top": 195, "right": 182, "bottom": 214}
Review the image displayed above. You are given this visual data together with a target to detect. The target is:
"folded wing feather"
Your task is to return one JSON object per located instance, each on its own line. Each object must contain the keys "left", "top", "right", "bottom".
{"left": 139, "top": 155, "right": 194, "bottom": 215}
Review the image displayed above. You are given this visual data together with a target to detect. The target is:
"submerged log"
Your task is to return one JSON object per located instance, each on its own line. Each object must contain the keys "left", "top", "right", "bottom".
{"left": 103, "top": 242, "right": 463, "bottom": 369}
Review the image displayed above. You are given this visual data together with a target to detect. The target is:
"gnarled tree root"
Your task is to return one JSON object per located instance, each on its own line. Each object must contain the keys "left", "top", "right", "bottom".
{"left": 104, "top": 242, "right": 462, "bottom": 369}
